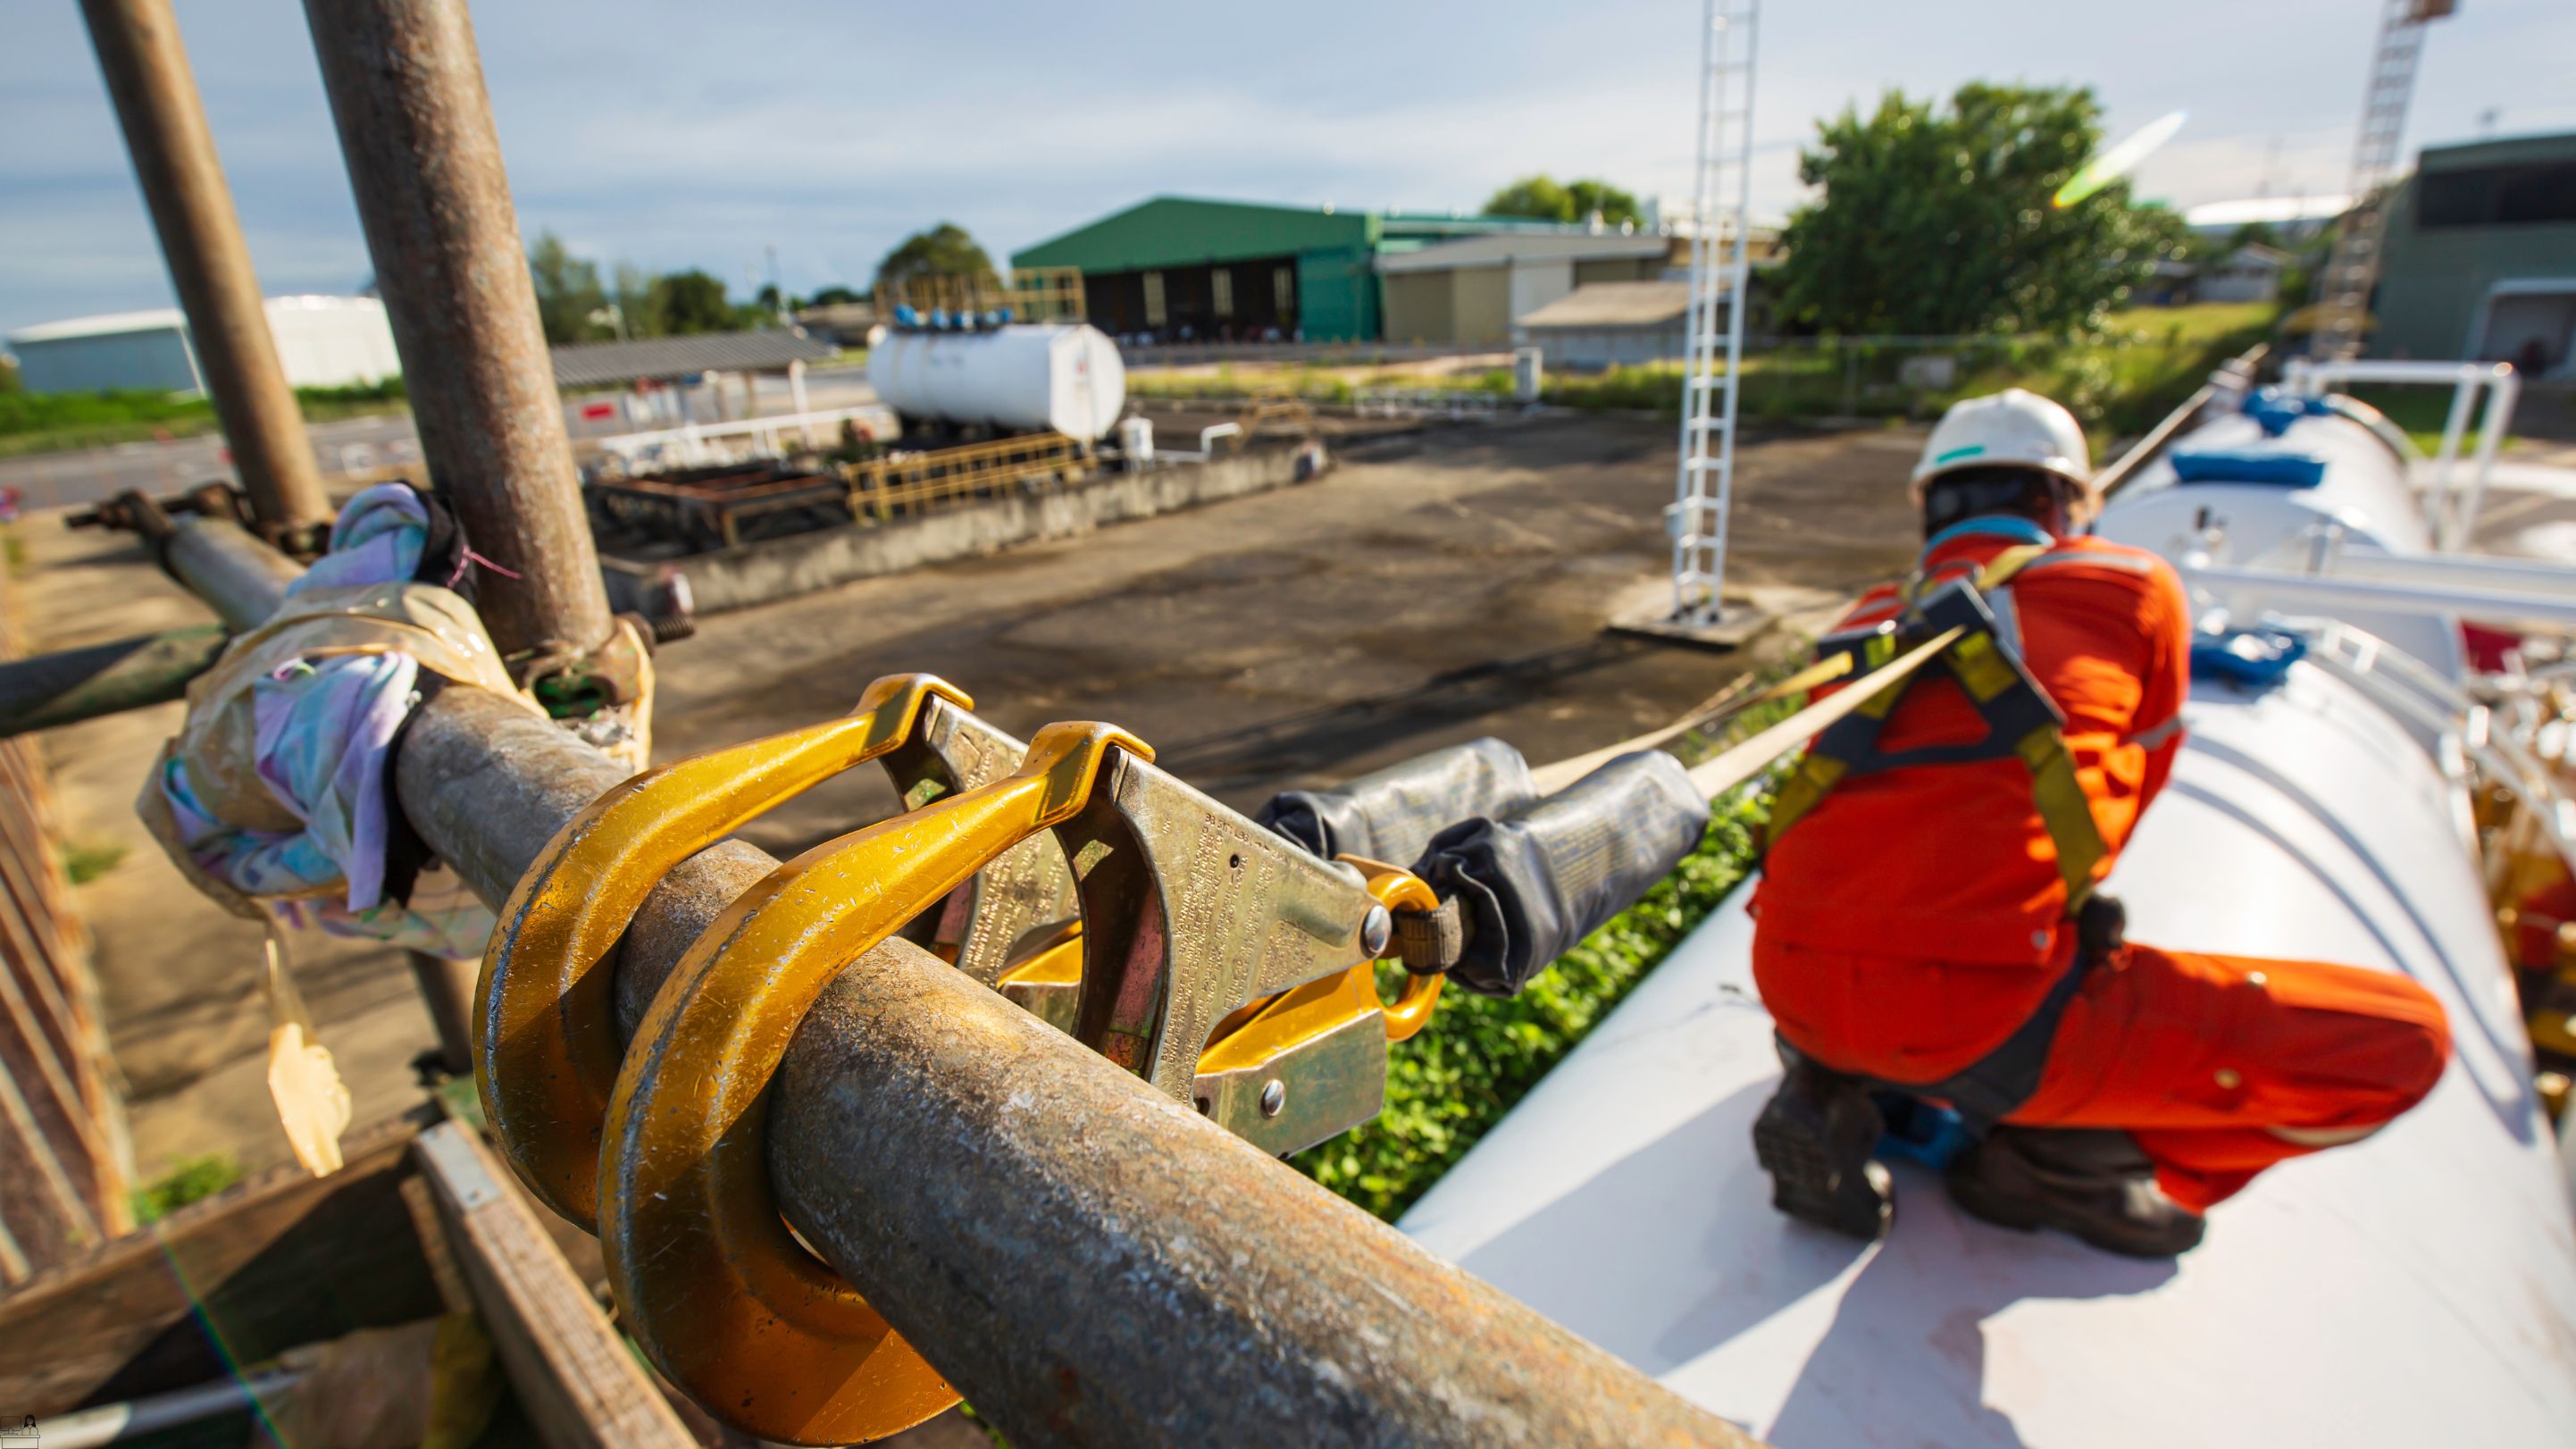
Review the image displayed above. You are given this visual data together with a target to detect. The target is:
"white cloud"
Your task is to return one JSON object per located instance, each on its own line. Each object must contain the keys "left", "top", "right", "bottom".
{"left": 4, "top": 0, "right": 2571, "bottom": 334}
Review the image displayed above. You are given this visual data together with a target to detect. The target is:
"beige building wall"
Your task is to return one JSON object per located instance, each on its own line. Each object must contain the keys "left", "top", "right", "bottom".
{"left": 1574, "top": 257, "right": 1658, "bottom": 287}
{"left": 1452, "top": 269, "right": 1512, "bottom": 345}
{"left": 1383, "top": 271, "right": 1454, "bottom": 345}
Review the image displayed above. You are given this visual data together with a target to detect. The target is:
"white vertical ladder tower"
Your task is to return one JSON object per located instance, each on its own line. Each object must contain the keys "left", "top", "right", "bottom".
{"left": 2312, "top": 0, "right": 2452, "bottom": 363}
{"left": 1668, "top": 0, "right": 1761, "bottom": 626}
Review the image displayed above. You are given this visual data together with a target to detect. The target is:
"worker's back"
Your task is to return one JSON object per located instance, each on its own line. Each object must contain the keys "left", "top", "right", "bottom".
{"left": 1751, "top": 516, "right": 2191, "bottom": 967}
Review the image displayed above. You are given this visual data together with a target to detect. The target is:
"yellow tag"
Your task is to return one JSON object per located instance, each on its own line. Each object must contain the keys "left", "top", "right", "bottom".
{"left": 262, "top": 928, "right": 351, "bottom": 1177}
{"left": 266, "top": 1021, "right": 353, "bottom": 1177}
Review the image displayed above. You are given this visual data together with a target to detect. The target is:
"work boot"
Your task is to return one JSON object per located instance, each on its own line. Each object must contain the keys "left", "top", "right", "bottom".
{"left": 1944, "top": 1127, "right": 2206, "bottom": 1258}
{"left": 1752, "top": 1053, "right": 1894, "bottom": 1240}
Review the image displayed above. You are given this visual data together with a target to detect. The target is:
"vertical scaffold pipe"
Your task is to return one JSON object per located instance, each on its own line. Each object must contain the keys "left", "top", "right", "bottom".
{"left": 79, "top": 0, "right": 334, "bottom": 540}
{"left": 298, "top": 0, "right": 614, "bottom": 662}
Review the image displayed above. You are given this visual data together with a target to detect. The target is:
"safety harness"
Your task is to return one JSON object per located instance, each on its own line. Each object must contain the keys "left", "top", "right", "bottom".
{"left": 1762, "top": 525, "right": 2124, "bottom": 1132}
{"left": 1764, "top": 538, "right": 2109, "bottom": 914}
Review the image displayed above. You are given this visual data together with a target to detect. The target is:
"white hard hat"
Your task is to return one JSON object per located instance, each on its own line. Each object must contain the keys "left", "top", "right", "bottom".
{"left": 1909, "top": 389, "right": 2095, "bottom": 516}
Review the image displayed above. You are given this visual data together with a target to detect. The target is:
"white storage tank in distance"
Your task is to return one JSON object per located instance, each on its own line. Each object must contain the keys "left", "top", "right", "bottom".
{"left": 867, "top": 324, "right": 1126, "bottom": 441}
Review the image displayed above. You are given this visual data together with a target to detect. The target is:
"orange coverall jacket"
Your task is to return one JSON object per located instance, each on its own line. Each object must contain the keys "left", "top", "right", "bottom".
{"left": 1751, "top": 515, "right": 2450, "bottom": 1210}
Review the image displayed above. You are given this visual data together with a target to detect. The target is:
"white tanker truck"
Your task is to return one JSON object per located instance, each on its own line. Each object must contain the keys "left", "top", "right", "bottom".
{"left": 1402, "top": 361, "right": 2576, "bottom": 1446}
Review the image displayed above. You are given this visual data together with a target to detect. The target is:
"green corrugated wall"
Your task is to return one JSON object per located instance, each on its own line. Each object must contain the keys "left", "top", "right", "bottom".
{"left": 1015, "top": 197, "right": 1382, "bottom": 340}
{"left": 1015, "top": 197, "right": 1563, "bottom": 342}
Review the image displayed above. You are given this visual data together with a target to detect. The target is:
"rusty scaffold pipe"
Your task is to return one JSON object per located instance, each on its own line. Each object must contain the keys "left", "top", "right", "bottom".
{"left": 299, "top": 0, "right": 614, "bottom": 666}
{"left": 78, "top": 0, "right": 335, "bottom": 546}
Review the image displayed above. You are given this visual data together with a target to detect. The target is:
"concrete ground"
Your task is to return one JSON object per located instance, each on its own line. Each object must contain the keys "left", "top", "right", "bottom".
{"left": 20, "top": 411, "right": 1927, "bottom": 1182}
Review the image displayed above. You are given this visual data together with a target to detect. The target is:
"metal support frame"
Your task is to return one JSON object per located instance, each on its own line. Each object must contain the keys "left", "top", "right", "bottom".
{"left": 2296, "top": 618, "right": 2576, "bottom": 873}
{"left": 300, "top": 0, "right": 614, "bottom": 667}
{"left": 77, "top": 0, "right": 334, "bottom": 544}
{"left": 2285, "top": 356, "right": 2520, "bottom": 551}
{"left": 0, "top": 626, "right": 226, "bottom": 741}
{"left": 1667, "top": 0, "right": 1761, "bottom": 626}
{"left": 2184, "top": 557, "right": 2576, "bottom": 633}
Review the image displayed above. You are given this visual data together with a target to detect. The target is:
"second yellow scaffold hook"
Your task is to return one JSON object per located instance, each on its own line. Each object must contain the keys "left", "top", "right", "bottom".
{"left": 598, "top": 721, "right": 1150, "bottom": 1445}
{"left": 476, "top": 672, "right": 971, "bottom": 1231}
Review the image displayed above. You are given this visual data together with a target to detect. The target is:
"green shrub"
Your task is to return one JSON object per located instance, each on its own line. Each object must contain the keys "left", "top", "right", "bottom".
{"left": 131, "top": 1152, "right": 244, "bottom": 1223}
{"left": 60, "top": 839, "right": 128, "bottom": 885}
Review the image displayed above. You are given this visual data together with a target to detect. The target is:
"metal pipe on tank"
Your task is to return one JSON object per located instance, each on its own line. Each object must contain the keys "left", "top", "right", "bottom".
{"left": 298, "top": 0, "right": 614, "bottom": 664}
{"left": 78, "top": 0, "right": 335, "bottom": 541}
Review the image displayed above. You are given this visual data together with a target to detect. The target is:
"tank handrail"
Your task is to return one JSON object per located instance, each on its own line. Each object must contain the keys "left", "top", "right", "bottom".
{"left": 2279, "top": 616, "right": 2576, "bottom": 877}
{"left": 2285, "top": 357, "right": 2520, "bottom": 551}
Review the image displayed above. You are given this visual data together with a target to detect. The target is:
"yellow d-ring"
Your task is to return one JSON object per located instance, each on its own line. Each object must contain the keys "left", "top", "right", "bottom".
{"left": 598, "top": 722, "right": 1148, "bottom": 1445}
{"left": 477, "top": 672, "right": 970, "bottom": 1230}
{"left": 1359, "top": 865, "right": 1445, "bottom": 1043}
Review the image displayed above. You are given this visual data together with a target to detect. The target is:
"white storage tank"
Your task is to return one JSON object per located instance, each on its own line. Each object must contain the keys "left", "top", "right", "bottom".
{"left": 867, "top": 324, "right": 1125, "bottom": 440}
{"left": 2095, "top": 392, "right": 2465, "bottom": 677}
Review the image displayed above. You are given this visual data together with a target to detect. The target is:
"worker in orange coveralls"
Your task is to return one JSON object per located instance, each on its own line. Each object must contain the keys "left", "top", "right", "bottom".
{"left": 1747, "top": 389, "right": 2452, "bottom": 1257}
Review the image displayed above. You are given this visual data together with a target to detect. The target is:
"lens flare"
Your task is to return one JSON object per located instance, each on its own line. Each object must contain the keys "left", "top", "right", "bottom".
{"left": 2055, "top": 110, "right": 2187, "bottom": 208}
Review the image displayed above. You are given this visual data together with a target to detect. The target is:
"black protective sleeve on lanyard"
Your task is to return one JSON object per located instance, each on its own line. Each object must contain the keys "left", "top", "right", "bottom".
{"left": 1411, "top": 750, "right": 1710, "bottom": 998}
{"left": 1256, "top": 736, "right": 1540, "bottom": 866}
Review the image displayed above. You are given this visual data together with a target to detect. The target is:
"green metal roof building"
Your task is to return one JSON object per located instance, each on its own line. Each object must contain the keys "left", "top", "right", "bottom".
{"left": 2374, "top": 131, "right": 2576, "bottom": 373}
{"left": 1012, "top": 196, "right": 1577, "bottom": 343}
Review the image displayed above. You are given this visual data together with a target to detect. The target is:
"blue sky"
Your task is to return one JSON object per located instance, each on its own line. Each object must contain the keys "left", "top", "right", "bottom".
{"left": 5, "top": 0, "right": 2573, "bottom": 336}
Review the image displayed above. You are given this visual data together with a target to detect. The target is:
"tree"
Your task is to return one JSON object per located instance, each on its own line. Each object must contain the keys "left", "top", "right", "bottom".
{"left": 613, "top": 262, "right": 659, "bottom": 339}
{"left": 647, "top": 269, "right": 738, "bottom": 335}
{"left": 528, "top": 230, "right": 609, "bottom": 345}
{"left": 1485, "top": 174, "right": 1574, "bottom": 222}
{"left": 1774, "top": 84, "right": 2183, "bottom": 337}
{"left": 872, "top": 223, "right": 997, "bottom": 293}
{"left": 1565, "top": 179, "right": 1642, "bottom": 228}
{"left": 807, "top": 284, "right": 864, "bottom": 307}
{"left": 1483, "top": 174, "right": 1642, "bottom": 228}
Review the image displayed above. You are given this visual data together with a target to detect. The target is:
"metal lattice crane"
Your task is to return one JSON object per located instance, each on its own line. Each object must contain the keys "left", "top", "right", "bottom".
{"left": 1667, "top": 0, "right": 1760, "bottom": 626}
{"left": 2312, "top": 0, "right": 2455, "bottom": 363}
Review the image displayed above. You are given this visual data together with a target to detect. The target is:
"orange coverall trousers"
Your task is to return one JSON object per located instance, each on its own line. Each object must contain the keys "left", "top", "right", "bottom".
{"left": 1754, "top": 934, "right": 2453, "bottom": 1212}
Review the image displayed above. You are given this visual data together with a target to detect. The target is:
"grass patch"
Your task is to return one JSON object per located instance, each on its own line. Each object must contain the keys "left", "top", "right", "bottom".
{"left": 1125, "top": 305, "right": 2280, "bottom": 451}
{"left": 60, "top": 839, "right": 129, "bottom": 885}
{"left": 131, "top": 1152, "right": 244, "bottom": 1223}
{"left": 0, "top": 379, "right": 409, "bottom": 459}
